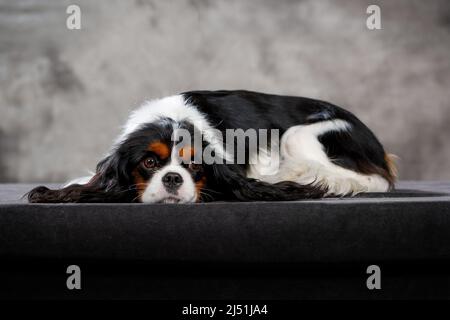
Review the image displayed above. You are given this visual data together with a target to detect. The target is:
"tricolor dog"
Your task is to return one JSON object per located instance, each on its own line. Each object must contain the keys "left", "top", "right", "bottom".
{"left": 28, "top": 90, "right": 396, "bottom": 203}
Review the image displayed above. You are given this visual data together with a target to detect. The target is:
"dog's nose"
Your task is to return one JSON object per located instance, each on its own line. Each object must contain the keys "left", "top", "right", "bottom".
{"left": 162, "top": 172, "right": 183, "bottom": 190}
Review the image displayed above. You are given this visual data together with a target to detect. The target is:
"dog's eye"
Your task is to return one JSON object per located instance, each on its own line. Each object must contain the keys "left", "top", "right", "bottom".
{"left": 189, "top": 163, "right": 202, "bottom": 171}
{"left": 142, "top": 156, "right": 157, "bottom": 169}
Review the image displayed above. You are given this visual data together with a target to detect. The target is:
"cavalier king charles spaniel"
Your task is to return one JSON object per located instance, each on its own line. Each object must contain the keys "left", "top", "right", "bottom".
{"left": 28, "top": 90, "right": 396, "bottom": 203}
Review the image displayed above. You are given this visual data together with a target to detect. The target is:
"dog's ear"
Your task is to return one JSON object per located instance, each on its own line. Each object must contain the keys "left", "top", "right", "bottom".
{"left": 208, "top": 163, "right": 327, "bottom": 201}
{"left": 27, "top": 154, "right": 136, "bottom": 203}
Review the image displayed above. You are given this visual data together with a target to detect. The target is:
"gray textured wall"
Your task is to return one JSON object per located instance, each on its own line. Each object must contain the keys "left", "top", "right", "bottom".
{"left": 0, "top": 0, "right": 449, "bottom": 183}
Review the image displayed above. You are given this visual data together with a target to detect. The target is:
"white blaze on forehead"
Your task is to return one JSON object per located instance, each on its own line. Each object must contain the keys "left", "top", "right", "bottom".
{"left": 114, "top": 95, "right": 230, "bottom": 161}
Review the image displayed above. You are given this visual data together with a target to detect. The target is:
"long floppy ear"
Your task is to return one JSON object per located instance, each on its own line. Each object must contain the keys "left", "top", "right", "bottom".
{"left": 208, "top": 163, "right": 327, "bottom": 201}
{"left": 27, "top": 155, "right": 136, "bottom": 203}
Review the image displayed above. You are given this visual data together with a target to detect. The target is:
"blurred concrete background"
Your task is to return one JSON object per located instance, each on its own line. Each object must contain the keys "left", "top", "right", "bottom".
{"left": 0, "top": 0, "right": 449, "bottom": 182}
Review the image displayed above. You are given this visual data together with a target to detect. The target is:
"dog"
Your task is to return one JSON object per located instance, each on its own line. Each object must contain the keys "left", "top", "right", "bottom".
{"left": 28, "top": 90, "right": 396, "bottom": 203}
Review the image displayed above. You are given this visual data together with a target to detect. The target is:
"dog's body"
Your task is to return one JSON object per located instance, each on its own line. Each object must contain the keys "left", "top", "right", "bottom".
{"left": 28, "top": 90, "right": 396, "bottom": 203}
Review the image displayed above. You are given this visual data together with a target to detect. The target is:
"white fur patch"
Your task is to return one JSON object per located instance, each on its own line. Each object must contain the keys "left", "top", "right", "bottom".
{"left": 247, "top": 145, "right": 280, "bottom": 177}
{"left": 247, "top": 120, "right": 390, "bottom": 195}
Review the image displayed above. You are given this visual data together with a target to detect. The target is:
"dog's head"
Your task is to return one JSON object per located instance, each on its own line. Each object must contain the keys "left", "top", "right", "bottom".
{"left": 28, "top": 119, "right": 216, "bottom": 203}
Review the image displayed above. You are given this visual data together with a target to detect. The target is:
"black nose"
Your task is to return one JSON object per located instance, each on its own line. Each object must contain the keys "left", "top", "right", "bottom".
{"left": 162, "top": 172, "right": 183, "bottom": 190}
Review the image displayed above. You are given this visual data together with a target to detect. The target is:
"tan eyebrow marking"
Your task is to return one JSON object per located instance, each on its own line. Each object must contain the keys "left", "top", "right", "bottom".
{"left": 179, "top": 147, "right": 195, "bottom": 161}
{"left": 148, "top": 141, "right": 170, "bottom": 159}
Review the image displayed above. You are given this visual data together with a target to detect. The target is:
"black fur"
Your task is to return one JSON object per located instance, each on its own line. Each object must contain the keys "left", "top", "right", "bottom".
{"left": 204, "top": 163, "right": 326, "bottom": 201}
